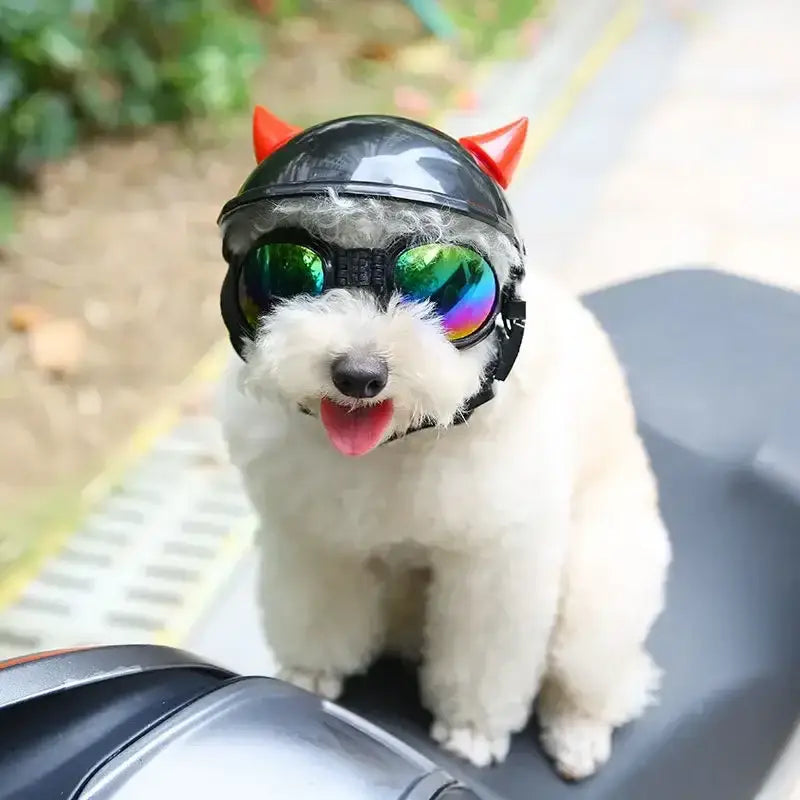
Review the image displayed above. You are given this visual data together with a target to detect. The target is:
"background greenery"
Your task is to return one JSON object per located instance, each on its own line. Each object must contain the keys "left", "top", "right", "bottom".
{"left": 0, "top": 0, "right": 541, "bottom": 238}
{"left": 0, "top": 0, "right": 262, "bottom": 190}
{"left": 442, "top": 0, "right": 544, "bottom": 56}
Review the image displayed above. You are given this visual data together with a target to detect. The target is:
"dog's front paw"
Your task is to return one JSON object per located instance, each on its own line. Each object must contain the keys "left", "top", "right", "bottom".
{"left": 277, "top": 666, "right": 344, "bottom": 700}
{"left": 539, "top": 713, "right": 612, "bottom": 781}
{"left": 431, "top": 720, "right": 511, "bottom": 768}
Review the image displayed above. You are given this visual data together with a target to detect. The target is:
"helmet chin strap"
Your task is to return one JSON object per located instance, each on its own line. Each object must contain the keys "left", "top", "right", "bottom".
{"left": 384, "top": 285, "right": 526, "bottom": 443}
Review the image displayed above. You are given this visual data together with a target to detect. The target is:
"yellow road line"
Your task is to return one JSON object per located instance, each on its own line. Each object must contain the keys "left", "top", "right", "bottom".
{"left": 0, "top": 339, "right": 229, "bottom": 614}
{"left": 518, "top": 0, "right": 642, "bottom": 172}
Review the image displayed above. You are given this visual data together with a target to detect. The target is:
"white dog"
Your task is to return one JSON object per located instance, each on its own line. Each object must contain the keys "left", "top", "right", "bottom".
{"left": 217, "top": 193, "right": 671, "bottom": 781}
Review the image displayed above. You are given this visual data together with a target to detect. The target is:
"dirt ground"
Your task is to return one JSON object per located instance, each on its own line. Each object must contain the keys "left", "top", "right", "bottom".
{"left": 0, "top": 0, "right": 481, "bottom": 558}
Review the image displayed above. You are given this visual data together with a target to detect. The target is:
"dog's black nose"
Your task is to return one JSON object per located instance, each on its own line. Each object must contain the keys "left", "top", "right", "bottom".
{"left": 331, "top": 353, "right": 388, "bottom": 399}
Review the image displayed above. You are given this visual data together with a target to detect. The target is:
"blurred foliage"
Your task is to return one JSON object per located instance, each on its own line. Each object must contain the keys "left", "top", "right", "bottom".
{"left": 443, "top": 0, "right": 544, "bottom": 56}
{"left": 0, "top": 0, "right": 263, "bottom": 189}
{"left": 265, "top": 0, "right": 305, "bottom": 18}
{"left": 0, "top": 184, "right": 13, "bottom": 241}
{"left": 234, "top": 0, "right": 305, "bottom": 20}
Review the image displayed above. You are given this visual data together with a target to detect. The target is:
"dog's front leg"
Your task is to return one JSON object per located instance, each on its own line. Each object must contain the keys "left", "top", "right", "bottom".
{"left": 258, "top": 532, "right": 384, "bottom": 700}
{"left": 420, "top": 533, "right": 565, "bottom": 768}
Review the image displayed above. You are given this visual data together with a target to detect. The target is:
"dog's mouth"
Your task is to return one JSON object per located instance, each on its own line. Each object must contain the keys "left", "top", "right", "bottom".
{"left": 319, "top": 397, "right": 394, "bottom": 457}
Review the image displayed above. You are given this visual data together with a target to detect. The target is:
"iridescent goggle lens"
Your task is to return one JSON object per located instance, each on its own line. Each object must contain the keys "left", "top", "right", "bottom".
{"left": 393, "top": 243, "right": 497, "bottom": 342}
{"left": 238, "top": 242, "right": 324, "bottom": 327}
{"left": 237, "top": 240, "right": 498, "bottom": 343}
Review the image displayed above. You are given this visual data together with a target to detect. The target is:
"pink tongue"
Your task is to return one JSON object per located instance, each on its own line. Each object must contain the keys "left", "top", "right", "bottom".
{"left": 319, "top": 398, "right": 394, "bottom": 456}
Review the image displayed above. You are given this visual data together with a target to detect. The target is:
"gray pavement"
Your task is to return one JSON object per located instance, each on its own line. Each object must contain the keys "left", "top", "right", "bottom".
{"left": 189, "top": 552, "right": 274, "bottom": 674}
{"left": 510, "top": 0, "right": 692, "bottom": 283}
{"left": 556, "top": 0, "right": 800, "bottom": 296}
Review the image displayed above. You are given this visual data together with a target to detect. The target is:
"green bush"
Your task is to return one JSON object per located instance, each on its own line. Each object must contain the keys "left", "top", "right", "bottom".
{"left": 443, "top": 0, "right": 543, "bottom": 57}
{"left": 0, "top": 0, "right": 263, "bottom": 187}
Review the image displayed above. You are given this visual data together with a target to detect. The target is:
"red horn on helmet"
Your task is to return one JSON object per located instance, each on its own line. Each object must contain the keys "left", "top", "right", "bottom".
{"left": 252, "top": 105, "right": 302, "bottom": 163}
{"left": 458, "top": 117, "right": 529, "bottom": 189}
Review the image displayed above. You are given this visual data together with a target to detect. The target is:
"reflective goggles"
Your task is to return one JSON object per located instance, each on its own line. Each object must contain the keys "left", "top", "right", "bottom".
{"left": 231, "top": 229, "right": 503, "bottom": 348}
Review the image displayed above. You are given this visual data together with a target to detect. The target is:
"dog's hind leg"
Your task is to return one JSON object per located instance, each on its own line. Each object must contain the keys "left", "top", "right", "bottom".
{"left": 538, "top": 461, "right": 671, "bottom": 781}
{"left": 421, "top": 518, "right": 567, "bottom": 769}
{"left": 258, "top": 531, "right": 385, "bottom": 700}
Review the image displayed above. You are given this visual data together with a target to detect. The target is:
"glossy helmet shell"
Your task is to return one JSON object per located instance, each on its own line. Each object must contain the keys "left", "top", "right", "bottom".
{"left": 217, "top": 113, "right": 527, "bottom": 254}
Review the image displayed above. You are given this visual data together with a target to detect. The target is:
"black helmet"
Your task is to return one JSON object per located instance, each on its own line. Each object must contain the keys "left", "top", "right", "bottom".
{"left": 217, "top": 108, "right": 528, "bottom": 253}
{"left": 216, "top": 109, "right": 529, "bottom": 437}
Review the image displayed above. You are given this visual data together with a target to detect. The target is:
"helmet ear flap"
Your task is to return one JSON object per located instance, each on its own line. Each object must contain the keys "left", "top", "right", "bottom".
{"left": 252, "top": 105, "right": 302, "bottom": 163}
{"left": 459, "top": 117, "right": 528, "bottom": 189}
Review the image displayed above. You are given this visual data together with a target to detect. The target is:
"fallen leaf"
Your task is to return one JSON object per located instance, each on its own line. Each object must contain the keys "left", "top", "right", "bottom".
{"left": 9, "top": 303, "right": 51, "bottom": 333}
{"left": 356, "top": 40, "right": 398, "bottom": 63}
{"left": 249, "top": 0, "right": 274, "bottom": 14}
{"left": 28, "top": 317, "right": 87, "bottom": 379}
{"left": 193, "top": 451, "right": 227, "bottom": 470}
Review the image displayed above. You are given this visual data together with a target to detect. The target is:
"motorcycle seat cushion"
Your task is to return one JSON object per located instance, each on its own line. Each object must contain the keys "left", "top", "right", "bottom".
{"left": 341, "top": 268, "right": 800, "bottom": 800}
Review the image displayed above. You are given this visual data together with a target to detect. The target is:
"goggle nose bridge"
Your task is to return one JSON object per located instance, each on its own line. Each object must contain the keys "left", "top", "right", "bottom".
{"left": 332, "top": 247, "right": 389, "bottom": 296}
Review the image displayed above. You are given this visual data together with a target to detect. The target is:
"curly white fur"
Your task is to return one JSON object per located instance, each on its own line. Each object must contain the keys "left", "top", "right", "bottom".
{"left": 221, "top": 188, "right": 521, "bottom": 270}
{"left": 217, "top": 195, "right": 671, "bottom": 780}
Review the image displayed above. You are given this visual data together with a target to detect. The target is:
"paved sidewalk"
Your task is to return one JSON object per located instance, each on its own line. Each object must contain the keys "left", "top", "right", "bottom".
{"left": 530, "top": 0, "right": 800, "bottom": 295}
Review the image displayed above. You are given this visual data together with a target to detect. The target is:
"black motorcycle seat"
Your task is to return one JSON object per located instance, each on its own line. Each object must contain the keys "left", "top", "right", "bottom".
{"left": 341, "top": 268, "right": 800, "bottom": 800}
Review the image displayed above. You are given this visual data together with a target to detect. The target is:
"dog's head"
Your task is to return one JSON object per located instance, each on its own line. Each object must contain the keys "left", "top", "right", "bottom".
{"left": 220, "top": 193, "right": 522, "bottom": 455}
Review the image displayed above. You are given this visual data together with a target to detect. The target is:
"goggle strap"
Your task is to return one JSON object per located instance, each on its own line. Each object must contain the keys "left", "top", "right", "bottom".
{"left": 221, "top": 264, "right": 250, "bottom": 361}
{"left": 493, "top": 291, "right": 526, "bottom": 382}
{"left": 334, "top": 249, "right": 387, "bottom": 292}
